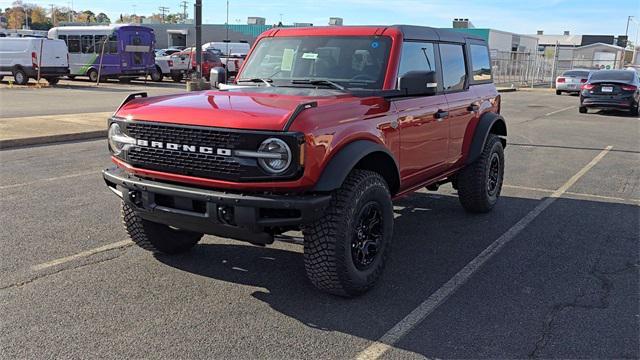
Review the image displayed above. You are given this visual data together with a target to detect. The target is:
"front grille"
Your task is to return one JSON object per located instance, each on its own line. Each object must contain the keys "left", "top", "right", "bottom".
{"left": 119, "top": 121, "right": 302, "bottom": 182}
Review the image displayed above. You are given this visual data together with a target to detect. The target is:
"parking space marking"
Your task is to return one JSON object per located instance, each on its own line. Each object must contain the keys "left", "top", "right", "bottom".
{"left": 355, "top": 145, "right": 613, "bottom": 360}
{"left": 503, "top": 184, "right": 639, "bottom": 204}
{"left": 0, "top": 170, "right": 98, "bottom": 190}
{"left": 31, "top": 240, "right": 132, "bottom": 271}
{"left": 503, "top": 184, "right": 554, "bottom": 193}
{"left": 544, "top": 105, "right": 575, "bottom": 117}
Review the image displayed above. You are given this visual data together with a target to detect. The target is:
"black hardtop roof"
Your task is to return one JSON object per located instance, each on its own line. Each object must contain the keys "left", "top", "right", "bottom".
{"left": 392, "top": 25, "right": 485, "bottom": 43}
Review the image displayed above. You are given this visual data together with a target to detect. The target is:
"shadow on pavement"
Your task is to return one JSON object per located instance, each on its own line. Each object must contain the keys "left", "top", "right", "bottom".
{"left": 156, "top": 192, "right": 639, "bottom": 357}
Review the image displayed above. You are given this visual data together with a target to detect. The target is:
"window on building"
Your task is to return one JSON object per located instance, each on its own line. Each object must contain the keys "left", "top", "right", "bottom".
{"left": 439, "top": 43, "right": 467, "bottom": 91}
{"left": 470, "top": 44, "right": 492, "bottom": 82}
{"left": 397, "top": 42, "right": 437, "bottom": 82}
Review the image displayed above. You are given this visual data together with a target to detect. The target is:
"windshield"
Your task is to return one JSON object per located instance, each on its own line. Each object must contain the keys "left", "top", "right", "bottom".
{"left": 239, "top": 36, "right": 392, "bottom": 89}
{"left": 590, "top": 70, "right": 635, "bottom": 82}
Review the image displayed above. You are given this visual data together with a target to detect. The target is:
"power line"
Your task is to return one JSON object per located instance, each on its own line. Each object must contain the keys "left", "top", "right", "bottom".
{"left": 158, "top": 6, "right": 169, "bottom": 23}
{"left": 180, "top": 1, "right": 188, "bottom": 22}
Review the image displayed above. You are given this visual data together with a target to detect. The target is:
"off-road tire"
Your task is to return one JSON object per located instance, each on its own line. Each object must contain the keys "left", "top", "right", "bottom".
{"left": 303, "top": 169, "right": 394, "bottom": 297}
{"left": 579, "top": 106, "right": 587, "bottom": 114}
{"left": 13, "top": 68, "right": 28, "bottom": 85}
{"left": 555, "top": 90, "right": 562, "bottom": 95}
{"left": 457, "top": 134, "right": 504, "bottom": 213}
{"left": 121, "top": 202, "right": 203, "bottom": 254}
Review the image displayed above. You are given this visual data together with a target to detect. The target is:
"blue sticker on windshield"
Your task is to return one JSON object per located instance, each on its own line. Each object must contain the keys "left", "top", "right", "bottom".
{"left": 371, "top": 41, "right": 379, "bottom": 49}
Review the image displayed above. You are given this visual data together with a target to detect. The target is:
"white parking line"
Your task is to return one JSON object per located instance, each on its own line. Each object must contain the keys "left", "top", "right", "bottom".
{"left": 503, "top": 184, "right": 639, "bottom": 204}
{"left": 31, "top": 240, "right": 132, "bottom": 271}
{"left": 0, "top": 170, "right": 98, "bottom": 190}
{"left": 355, "top": 145, "right": 613, "bottom": 360}
{"left": 545, "top": 105, "right": 575, "bottom": 117}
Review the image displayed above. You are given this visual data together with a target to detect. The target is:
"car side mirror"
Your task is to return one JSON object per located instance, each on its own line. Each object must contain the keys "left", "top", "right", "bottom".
{"left": 398, "top": 71, "right": 438, "bottom": 96}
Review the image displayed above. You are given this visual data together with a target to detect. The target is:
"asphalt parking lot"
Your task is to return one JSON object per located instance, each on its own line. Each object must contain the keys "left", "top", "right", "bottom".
{"left": 0, "top": 88, "right": 638, "bottom": 358}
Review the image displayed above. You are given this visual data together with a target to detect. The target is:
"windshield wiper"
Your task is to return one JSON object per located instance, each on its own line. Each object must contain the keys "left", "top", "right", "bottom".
{"left": 290, "top": 79, "right": 347, "bottom": 91}
{"left": 236, "top": 78, "right": 275, "bottom": 87}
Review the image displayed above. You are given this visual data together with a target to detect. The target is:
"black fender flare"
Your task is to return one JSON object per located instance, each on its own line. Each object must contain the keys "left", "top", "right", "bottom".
{"left": 466, "top": 112, "right": 507, "bottom": 165}
{"left": 313, "top": 140, "right": 399, "bottom": 192}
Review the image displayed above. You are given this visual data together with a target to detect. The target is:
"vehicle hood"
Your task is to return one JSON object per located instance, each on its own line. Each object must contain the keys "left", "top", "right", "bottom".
{"left": 116, "top": 87, "right": 357, "bottom": 131}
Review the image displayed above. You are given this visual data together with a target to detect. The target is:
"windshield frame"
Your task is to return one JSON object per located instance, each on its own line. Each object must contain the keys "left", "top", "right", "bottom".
{"left": 237, "top": 35, "right": 393, "bottom": 91}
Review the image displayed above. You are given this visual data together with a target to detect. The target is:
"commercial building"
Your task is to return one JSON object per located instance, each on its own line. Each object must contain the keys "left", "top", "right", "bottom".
{"left": 449, "top": 19, "right": 539, "bottom": 53}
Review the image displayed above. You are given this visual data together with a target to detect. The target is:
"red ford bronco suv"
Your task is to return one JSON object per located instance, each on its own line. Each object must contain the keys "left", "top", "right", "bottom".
{"left": 103, "top": 25, "right": 506, "bottom": 297}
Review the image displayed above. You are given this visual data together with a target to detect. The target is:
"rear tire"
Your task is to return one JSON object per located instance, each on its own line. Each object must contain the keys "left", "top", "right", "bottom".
{"left": 121, "top": 202, "right": 203, "bottom": 254}
{"left": 150, "top": 67, "right": 163, "bottom": 82}
{"left": 555, "top": 90, "right": 562, "bottom": 95}
{"left": 457, "top": 134, "right": 505, "bottom": 213}
{"left": 46, "top": 77, "right": 59, "bottom": 85}
{"left": 171, "top": 74, "right": 182, "bottom": 82}
{"left": 303, "top": 169, "right": 394, "bottom": 297}
{"left": 13, "top": 68, "right": 28, "bottom": 85}
{"left": 631, "top": 102, "right": 639, "bottom": 117}
{"left": 579, "top": 106, "right": 587, "bottom": 114}
{"left": 87, "top": 69, "right": 99, "bottom": 82}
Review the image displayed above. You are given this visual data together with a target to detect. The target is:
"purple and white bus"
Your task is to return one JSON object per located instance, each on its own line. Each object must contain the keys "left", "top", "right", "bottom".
{"left": 48, "top": 25, "right": 157, "bottom": 82}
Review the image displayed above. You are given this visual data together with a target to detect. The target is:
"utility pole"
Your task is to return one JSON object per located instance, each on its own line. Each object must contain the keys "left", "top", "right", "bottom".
{"left": 194, "top": 0, "right": 202, "bottom": 79}
{"left": 50, "top": 4, "right": 56, "bottom": 26}
{"left": 625, "top": 16, "right": 633, "bottom": 38}
{"left": 180, "top": 1, "right": 188, "bottom": 22}
{"left": 158, "top": 6, "right": 169, "bottom": 23}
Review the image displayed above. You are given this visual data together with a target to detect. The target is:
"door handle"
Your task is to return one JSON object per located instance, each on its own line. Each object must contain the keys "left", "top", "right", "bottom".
{"left": 468, "top": 104, "right": 480, "bottom": 112}
{"left": 435, "top": 110, "right": 449, "bottom": 120}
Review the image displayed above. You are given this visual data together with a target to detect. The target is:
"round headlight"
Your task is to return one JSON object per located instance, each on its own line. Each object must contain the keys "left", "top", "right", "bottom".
{"left": 108, "top": 123, "right": 135, "bottom": 155}
{"left": 257, "top": 138, "right": 292, "bottom": 174}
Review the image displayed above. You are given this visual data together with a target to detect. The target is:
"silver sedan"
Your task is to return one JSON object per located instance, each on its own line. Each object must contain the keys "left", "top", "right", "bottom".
{"left": 556, "top": 69, "right": 591, "bottom": 95}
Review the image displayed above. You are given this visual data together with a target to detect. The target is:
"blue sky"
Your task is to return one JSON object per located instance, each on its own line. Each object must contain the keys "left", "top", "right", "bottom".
{"left": 4, "top": 0, "right": 640, "bottom": 36}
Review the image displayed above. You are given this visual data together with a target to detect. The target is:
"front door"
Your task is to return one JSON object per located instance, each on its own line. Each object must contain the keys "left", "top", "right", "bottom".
{"left": 394, "top": 41, "right": 450, "bottom": 188}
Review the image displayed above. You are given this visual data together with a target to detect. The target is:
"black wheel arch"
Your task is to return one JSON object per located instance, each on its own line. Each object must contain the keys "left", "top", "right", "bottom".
{"left": 466, "top": 112, "right": 507, "bottom": 165}
{"left": 313, "top": 140, "right": 400, "bottom": 195}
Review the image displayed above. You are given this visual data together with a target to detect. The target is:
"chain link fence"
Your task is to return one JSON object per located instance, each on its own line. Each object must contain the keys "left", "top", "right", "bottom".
{"left": 491, "top": 50, "right": 627, "bottom": 88}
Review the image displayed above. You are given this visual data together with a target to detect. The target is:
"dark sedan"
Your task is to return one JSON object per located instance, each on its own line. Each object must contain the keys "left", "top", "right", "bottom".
{"left": 580, "top": 70, "right": 639, "bottom": 116}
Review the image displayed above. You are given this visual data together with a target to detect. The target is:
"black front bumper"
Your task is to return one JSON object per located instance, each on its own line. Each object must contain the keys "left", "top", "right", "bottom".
{"left": 103, "top": 167, "right": 331, "bottom": 244}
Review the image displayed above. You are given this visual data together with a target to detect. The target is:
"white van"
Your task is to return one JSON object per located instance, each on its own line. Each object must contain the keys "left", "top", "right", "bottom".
{"left": 202, "top": 41, "right": 250, "bottom": 75}
{"left": 0, "top": 38, "right": 69, "bottom": 85}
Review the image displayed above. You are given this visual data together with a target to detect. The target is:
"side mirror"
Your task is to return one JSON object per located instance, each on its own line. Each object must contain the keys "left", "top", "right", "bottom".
{"left": 210, "top": 66, "right": 227, "bottom": 88}
{"left": 398, "top": 70, "right": 438, "bottom": 96}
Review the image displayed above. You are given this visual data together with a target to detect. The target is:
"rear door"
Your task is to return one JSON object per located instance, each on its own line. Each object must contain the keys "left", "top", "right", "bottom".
{"left": 394, "top": 41, "right": 450, "bottom": 188}
{"left": 41, "top": 39, "right": 68, "bottom": 68}
{"left": 440, "top": 42, "right": 477, "bottom": 165}
{"left": 123, "top": 30, "right": 152, "bottom": 70}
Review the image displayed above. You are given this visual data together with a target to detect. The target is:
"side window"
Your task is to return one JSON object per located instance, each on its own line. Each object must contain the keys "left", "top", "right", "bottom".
{"left": 108, "top": 34, "right": 118, "bottom": 54}
{"left": 58, "top": 35, "right": 67, "bottom": 45}
{"left": 439, "top": 43, "right": 467, "bottom": 91}
{"left": 397, "top": 42, "right": 437, "bottom": 80}
{"left": 67, "top": 35, "right": 81, "bottom": 53}
{"left": 470, "top": 44, "right": 492, "bottom": 82}
{"left": 81, "top": 35, "right": 94, "bottom": 53}
{"left": 94, "top": 35, "right": 107, "bottom": 53}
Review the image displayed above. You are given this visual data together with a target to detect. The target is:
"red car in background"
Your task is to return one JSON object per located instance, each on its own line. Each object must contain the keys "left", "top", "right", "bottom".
{"left": 169, "top": 49, "right": 223, "bottom": 81}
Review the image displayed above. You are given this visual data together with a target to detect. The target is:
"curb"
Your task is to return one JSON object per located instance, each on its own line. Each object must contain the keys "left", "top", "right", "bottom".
{"left": 497, "top": 88, "right": 518, "bottom": 93}
{"left": 0, "top": 130, "right": 106, "bottom": 150}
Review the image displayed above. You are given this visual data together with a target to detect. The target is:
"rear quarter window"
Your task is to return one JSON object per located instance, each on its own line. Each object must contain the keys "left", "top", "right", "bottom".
{"left": 440, "top": 43, "right": 467, "bottom": 91}
{"left": 470, "top": 44, "right": 492, "bottom": 82}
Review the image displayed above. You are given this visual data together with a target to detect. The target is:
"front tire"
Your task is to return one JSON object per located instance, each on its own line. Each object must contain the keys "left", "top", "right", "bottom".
{"left": 579, "top": 106, "right": 587, "bottom": 114}
{"left": 46, "top": 77, "right": 59, "bottom": 85}
{"left": 457, "top": 134, "right": 505, "bottom": 213}
{"left": 303, "top": 170, "right": 393, "bottom": 297}
{"left": 121, "top": 202, "right": 203, "bottom": 254}
{"left": 556, "top": 90, "right": 562, "bottom": 95}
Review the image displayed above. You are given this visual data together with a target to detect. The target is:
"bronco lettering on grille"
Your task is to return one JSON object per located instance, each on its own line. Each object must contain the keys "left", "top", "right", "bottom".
{"left": 135, "top": 139, "right": 231, "bottom": 156}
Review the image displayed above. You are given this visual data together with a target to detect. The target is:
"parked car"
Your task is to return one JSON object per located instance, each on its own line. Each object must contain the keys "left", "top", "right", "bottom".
{"left": 103, "top": 25, "right": 506, "bottom": 296}
{"left": 0, "top": 37, "right": 69, "bottom": 85}
{"left": 168, "top": 49, "right": 223, "bottom": 81}
{"left": 579, "top": 69, "right": 640, "bottom": 115}
{"left": 48, "top": 25, "right": 156, "bottom": 83}
{"left": 203, "top": 41, "right": 250, "bottom": 75}
{"left": 155, "top": 48, "right": 181, "bottom": 57}
{"left": 556, "top": 69, "right": 590, "bottom": 95}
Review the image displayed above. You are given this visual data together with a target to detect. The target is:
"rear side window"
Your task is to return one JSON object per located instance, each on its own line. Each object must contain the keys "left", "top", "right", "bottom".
{"left": 397, "top": 42, "right": 437, "bottom": 80}
{"left": 439, "top": 43, "right": 467, "bottom": 91}
{"left": 58, "top": 35, "right": 67, "bottom": 44}
{"left": 67, "top": 35, "right": 80, "bottom": 53}
{"left": 81, "top": 35, "right": 94, "bottom": 53}
{"left": 470, "top": 44, "right": 492, "bottom": 82}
